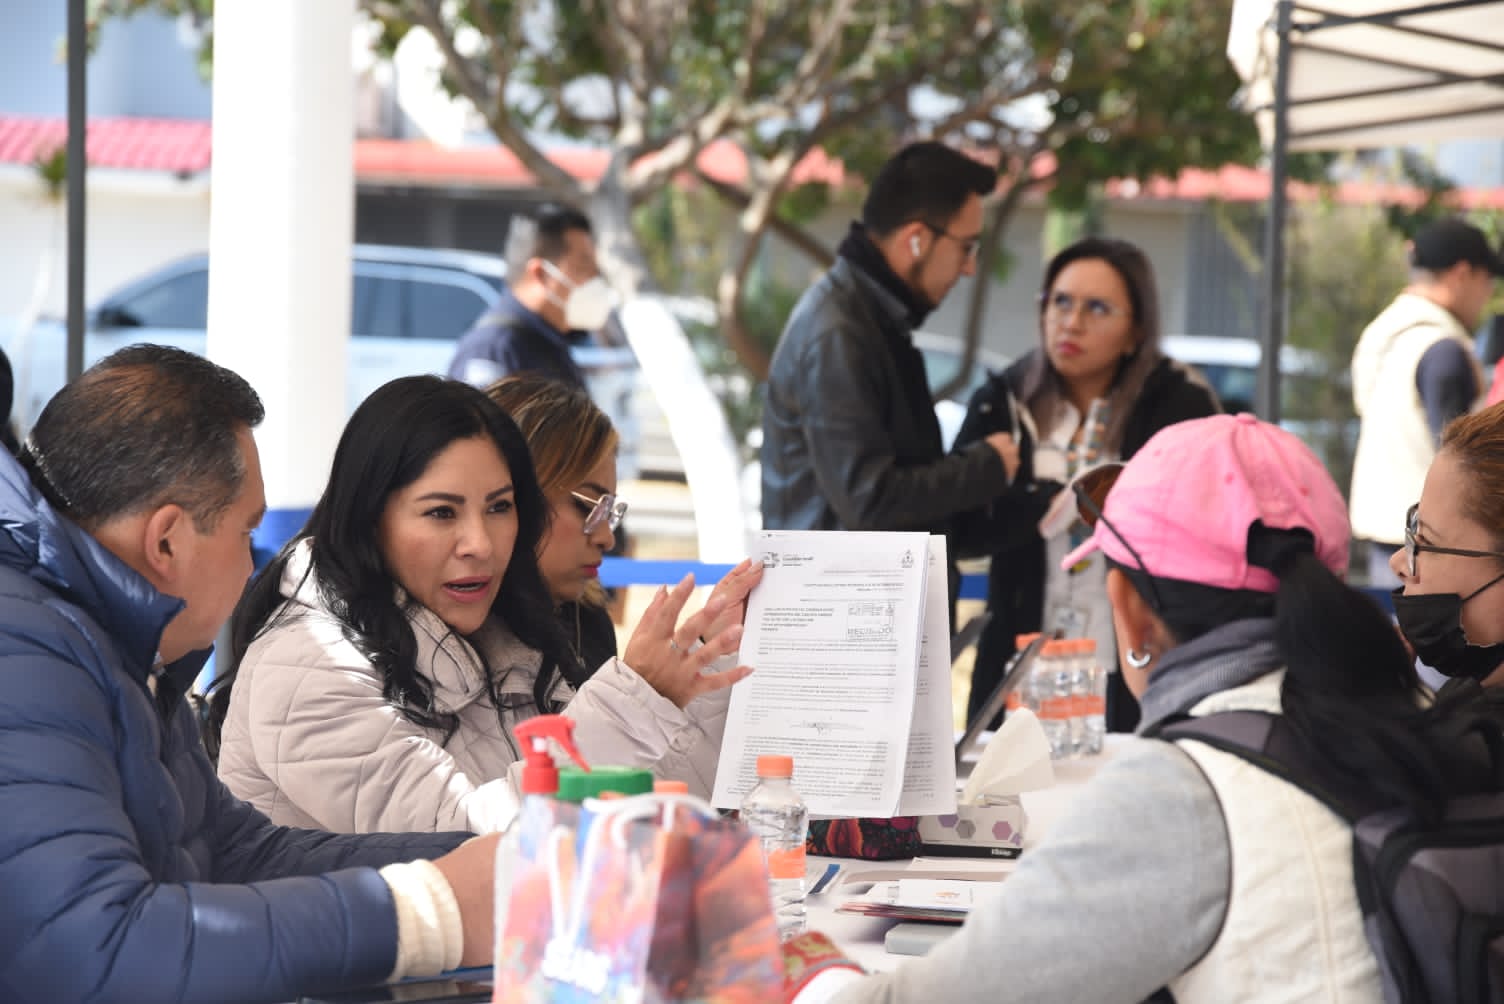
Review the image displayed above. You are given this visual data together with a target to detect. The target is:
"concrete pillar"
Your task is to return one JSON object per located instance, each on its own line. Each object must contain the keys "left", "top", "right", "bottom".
{"left": 206, "top": 0, "right": 355, "bottom": 548}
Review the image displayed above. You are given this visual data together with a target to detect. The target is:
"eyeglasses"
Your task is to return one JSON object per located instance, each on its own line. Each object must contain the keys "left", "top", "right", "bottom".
{"left": 1404, "top": 503, "right": 1504, "bottom": 577}
{"left": 570, "top": 489, "right": 628, "bottom": 535}
{"left": 1072, "top": 463, "right": 1166, "bottom": 613}
{"left": 920, "top": 221, "right": 981, "bottom": 260}
{"left": 1043, "top": 291, "right": 1130, "bottom": 325}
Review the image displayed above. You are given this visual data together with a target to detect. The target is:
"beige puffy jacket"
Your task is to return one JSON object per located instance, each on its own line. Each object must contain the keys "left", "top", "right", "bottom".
{"left": 217, "top": 540, "right": 729, "bottom": 834}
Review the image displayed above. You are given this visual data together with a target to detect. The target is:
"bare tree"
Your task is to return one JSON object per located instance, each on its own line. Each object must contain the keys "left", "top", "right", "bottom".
{"left": 105, "top": 0, "right": 1257, "bottom": 380}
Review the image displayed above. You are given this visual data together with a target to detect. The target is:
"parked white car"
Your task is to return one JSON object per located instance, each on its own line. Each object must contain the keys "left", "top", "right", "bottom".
{"left": 7, "top": 245, "right": 509, "bottom": 431}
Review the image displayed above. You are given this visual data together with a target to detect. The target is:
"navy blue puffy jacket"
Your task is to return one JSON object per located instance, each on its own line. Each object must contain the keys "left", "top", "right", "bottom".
{"left": 0, "top": 451, "right": 467, "bottom": 1002}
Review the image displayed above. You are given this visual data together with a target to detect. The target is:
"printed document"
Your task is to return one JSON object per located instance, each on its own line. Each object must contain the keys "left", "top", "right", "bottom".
{"left": 712, "top": 530, "right": 952, "bottom": 817}
{"left": 897, "top": 535, "right": 958, "bottom": 815}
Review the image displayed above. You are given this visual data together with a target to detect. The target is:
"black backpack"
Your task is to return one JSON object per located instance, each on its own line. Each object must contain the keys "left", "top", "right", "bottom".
{"left": 1154, "top": 710, "right": 1504, "bottom": 1004}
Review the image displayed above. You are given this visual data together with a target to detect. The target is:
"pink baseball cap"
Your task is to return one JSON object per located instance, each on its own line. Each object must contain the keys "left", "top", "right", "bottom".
{"left": 1061, "top": 413, "right": 1349, "bottom": 593}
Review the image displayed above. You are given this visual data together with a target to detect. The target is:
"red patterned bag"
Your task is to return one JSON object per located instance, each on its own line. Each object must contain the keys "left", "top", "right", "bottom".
{"left": 805, "top": 816, "right": 922, "bottom": 860}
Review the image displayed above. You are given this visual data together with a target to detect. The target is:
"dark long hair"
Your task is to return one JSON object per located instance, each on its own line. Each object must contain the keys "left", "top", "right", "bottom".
{"left": 216, "top": 376, "right": 580, "bottom": 742}
{"left": 1128, "top": 546, "right": 1504, "bottom": 823}
{"left": 1018, "top": 237, "right": 1164, "bottom": 455}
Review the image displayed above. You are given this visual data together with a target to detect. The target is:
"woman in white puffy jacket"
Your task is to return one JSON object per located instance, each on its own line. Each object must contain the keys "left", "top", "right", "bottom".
{"left": 215, "top": 375, "right": 757, "bottom": 835}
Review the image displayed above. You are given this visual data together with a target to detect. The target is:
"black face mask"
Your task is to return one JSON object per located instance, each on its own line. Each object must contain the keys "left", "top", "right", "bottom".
{"left": 1393, "top": 572, "right": 1504, "bottom": 681}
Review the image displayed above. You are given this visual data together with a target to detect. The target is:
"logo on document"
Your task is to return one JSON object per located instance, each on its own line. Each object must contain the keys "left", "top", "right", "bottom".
{"left": 901, "top": 549, "right": 914, "bottom": 569}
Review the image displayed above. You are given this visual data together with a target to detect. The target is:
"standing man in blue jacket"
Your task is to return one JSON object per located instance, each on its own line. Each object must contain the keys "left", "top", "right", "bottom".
{"left": 447, "top": 204, "right": 615, "bottom": 391}
{"left": 0, "top": 345, "right": 498, "bottom": 1003}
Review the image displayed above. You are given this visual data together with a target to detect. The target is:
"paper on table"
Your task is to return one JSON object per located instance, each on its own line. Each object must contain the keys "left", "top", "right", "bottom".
{"left": 835, "top": 856, "right": 1014, "bottom": 887}
{"left": 896, "top": 535, "right": 957, "bottom": 816}
{"left": 887, "top": 879, "right": 984, "bottom": 913}
{"left": 711, "top": 530, "right": 930, "bottom": 816}
{"left": 849, "top": 879, "right": 990, "bottom": 914}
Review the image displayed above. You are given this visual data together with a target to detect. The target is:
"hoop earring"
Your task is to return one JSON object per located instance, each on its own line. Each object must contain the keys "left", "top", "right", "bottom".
{"left": 1125, "top": 647, "right": 1152, "bottom": 669}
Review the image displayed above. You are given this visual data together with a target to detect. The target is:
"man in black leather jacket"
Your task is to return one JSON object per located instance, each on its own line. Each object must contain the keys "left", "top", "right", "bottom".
{"left": 761, "top": 142, "right": 1019, "bottom": 544}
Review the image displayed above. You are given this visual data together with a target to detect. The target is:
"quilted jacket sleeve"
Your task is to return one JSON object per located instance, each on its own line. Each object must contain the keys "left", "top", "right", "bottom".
{"left": 231, "top": 632, "right": 521, "bottom": 835}
{"left": 208, "top": 772, "right": 469, "bottom": 883}
{"left": 0, "top": 641, "right": 409, "bottom": 1003}
{"left": 563, "top": 657, "right": 729, "bottom": 799}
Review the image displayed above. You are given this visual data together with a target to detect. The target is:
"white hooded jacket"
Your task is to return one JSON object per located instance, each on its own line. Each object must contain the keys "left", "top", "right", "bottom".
{"left": 217, "top": 539, "right": 730, "bottom": 834}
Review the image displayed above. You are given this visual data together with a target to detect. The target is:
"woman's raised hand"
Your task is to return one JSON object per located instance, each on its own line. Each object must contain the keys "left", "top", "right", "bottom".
{"left": 623, "top": 572, "right": 754, "bottom": 709}
{"left": 701, "top": 557, "right": 764, "bottom": 640}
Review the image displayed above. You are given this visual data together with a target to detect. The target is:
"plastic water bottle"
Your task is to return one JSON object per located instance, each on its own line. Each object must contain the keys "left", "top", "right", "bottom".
{"left": 1065, "top": 639, "right": 1087, "bottom": 758}
{"left": 1080, "top": 639, "right": 1107, "bottom": 756}
{"left": 740, "top": 754, "right": 809, "bottom": 940}
{"left": 1036, "top": 641, "right": 1074, "bottom": 760}
{"left": 1070, "top": 398, "right": 1112, "bottom": 477}
{"left": 1006, "top": 632, "right": 1042, "bottom": 715}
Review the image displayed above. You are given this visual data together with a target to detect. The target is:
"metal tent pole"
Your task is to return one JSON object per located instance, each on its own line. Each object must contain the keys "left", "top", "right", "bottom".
{"left": 66, "top": 0, "right": 87, "bottom": 383}
{"left": 1257, "top": 0, "right": 1294, "bottom": 422}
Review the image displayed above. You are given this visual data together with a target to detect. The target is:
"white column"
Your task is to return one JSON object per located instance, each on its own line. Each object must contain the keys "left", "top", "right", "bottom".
{"left": 206, "top": 0, "right": 355, "bottom": 544}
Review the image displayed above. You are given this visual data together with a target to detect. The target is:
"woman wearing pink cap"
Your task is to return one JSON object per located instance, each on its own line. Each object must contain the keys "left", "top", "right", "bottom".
{"left": 813, "top": 413, "right": 1504, "bottom": 1003}
{"left": 954, "top": 237, "right": 1218, "bottom": 732}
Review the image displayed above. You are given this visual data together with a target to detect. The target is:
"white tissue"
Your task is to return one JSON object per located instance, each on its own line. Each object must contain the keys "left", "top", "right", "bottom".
{"left": 959, "top": 708, "right": 1056, "bottom": 806}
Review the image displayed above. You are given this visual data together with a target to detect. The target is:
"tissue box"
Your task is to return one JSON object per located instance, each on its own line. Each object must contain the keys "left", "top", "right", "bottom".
{"left": 917, "top": 798, "right": 1027, "bottom": 859}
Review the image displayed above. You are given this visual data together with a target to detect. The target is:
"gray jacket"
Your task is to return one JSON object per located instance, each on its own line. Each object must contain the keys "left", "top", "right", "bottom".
{"left": 833, "top": 621, "right": 1297, "bottom": 1004}
{"left": 760, "top": 257, "right": 1009, "bottom": 535}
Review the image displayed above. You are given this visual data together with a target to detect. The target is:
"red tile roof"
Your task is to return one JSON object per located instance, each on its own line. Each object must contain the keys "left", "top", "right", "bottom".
{"left": 353, "top": 137, "right": 607, "bottom": 187}
{"left": 0, "top": 115, "right": 212, "bottom": 173}
{"left": 0, "top": 116, "right": 848, "bottom": 189}
{"left": 1104, "top": 163, "right": 1504, "bottom": 210}
{"left": 3, "top": 115, "right": 1502, "bottom": 210}
{"left": 353, "top": 136, "right": 850, "bottom": 189}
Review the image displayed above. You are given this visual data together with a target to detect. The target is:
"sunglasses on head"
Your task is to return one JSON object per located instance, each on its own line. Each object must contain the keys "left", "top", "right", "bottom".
{"left": 1071, "top": 463, "right": 1165, "bottom": 612}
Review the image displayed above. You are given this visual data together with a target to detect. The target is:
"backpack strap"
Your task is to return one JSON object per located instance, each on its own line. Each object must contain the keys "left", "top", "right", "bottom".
{"left": 1150, "top": 711, "right": 1374, "bottom": 823}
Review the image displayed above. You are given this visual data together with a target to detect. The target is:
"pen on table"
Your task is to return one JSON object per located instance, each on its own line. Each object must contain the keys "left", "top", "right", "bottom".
{"left": 809, "top": 862, "right": 841, "bottom": 895}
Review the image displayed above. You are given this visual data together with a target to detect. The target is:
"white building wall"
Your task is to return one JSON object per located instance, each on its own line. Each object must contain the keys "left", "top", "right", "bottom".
{"left": 0, "top": 170, "right": 210, "bottom": 320}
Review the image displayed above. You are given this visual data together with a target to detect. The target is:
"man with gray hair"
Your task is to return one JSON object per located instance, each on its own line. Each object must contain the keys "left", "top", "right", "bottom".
{"left": 0, "top": 345, "right": 499, "bottom": 1002}
{"left": 447, "top": 203, "right": 613, "bottom": 390}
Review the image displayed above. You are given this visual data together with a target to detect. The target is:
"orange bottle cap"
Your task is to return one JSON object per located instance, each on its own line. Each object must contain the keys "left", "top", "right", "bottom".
{"left": 756, "top": 754, "right": 794, "bottom": 778}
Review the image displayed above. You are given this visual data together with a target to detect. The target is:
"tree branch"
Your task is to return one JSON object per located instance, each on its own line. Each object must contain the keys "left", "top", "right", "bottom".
{"left": 691, "top": 168, "right": 835, "bottom": 267}
{"left": 410, "top": 0, "right": 580, "bottom": 198}
{"left": 713, "top": 144, "right": 808, "bottom": 380}
{"left": 923, "top": 79, "right": 1056, "bottom": 143}
{"left": 943, "top": 141, "right": 1053, "bottom": 399}
{"left": 623, "top": 99, "right": 738, "bottom": 196}
{"left": 789, "top": 0, "right": 860, "bottom": 102}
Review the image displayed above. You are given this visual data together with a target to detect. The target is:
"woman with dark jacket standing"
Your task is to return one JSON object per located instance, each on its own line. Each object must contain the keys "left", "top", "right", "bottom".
{"left": 954, "top": 237, "right": 1219, "bottom": 732}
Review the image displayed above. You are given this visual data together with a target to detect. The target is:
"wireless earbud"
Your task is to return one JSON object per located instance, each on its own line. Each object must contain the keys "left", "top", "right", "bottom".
{"left": 910, "top": 235, "right": 921, "bottom": 257}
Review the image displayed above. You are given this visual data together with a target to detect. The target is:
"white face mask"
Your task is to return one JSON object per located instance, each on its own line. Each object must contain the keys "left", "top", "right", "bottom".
{"left": 542, "top": 260, "right": 616, "bottom": 331}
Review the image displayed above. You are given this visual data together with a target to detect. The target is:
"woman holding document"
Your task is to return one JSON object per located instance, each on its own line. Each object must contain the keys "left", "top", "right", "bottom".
{"left": 953, "top": 237, "right": 1218, "bottom": 732}
{"left": 809, "top": 413, "right": 1504, "bottom": 1003}
{"left": 215, "top": 375, "right": 758, "bottom": 834}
